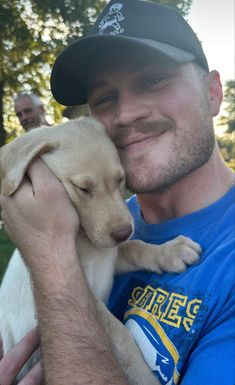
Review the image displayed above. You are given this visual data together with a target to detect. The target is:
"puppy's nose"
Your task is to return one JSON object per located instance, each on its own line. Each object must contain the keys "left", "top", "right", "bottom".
{"left": 111, "top": 224, "right": 133, "bottom": 243}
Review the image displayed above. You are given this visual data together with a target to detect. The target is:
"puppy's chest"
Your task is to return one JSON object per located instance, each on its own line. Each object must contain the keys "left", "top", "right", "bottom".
{"left": 77, "top": 233, "right": 118, "bottom": 303}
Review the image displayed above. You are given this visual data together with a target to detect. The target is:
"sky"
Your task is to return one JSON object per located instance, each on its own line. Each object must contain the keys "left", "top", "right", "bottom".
{"left": 187, "top": 0, "right": 234, "bottom": 84}
{"left": 187, "top": 0, "right": 234, "bottom": 132}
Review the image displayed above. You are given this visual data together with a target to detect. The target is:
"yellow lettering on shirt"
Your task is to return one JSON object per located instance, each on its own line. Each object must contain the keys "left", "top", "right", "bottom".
{"left": 128, "top": 285, "right": 202, "bottom": 331}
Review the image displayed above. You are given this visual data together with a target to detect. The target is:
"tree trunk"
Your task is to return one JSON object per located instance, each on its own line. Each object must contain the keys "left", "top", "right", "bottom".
{"left": 0, "top": 81, "right": 6, "bottom": 147}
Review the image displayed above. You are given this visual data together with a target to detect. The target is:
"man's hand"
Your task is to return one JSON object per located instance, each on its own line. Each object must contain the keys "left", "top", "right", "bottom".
{"left": 0, "top": 159, "right": 130, "bottom": 385}
{"left": 0, "top": 328, "right": 43, "bottom": 385}
{"left": 0, "top": 158, "right": 80, "bottom": 276}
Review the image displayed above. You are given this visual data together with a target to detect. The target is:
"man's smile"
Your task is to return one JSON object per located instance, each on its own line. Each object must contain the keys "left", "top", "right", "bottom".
{"left": 115, "top": 129, "right": 168, "bottom": 151}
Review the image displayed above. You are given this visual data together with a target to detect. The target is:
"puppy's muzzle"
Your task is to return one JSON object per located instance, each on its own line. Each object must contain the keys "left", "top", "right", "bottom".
{"left": 111, "top": 224, "right": 133, "bottom": 243}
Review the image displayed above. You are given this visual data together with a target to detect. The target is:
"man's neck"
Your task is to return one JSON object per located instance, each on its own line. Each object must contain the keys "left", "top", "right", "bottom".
{"left": 137, "top": 146, "right": 234, "bottom": 224}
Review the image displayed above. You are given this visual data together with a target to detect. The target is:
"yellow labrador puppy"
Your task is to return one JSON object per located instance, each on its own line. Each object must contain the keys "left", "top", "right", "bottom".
{"left": 0, "top": 117, "right": 201, "bottom": 384}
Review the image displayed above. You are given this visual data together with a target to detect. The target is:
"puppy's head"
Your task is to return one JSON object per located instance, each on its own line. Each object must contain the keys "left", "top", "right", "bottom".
{"left": 0, "top": 117, "right": 133, "bottom": 247}
{"left": 0, "top": 128, "right": 59, "bottom": 196}
{"left": 46, "top": 118, "right": 134, "bottom": 248}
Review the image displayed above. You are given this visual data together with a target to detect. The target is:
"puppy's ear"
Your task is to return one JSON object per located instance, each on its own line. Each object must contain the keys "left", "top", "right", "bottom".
{"left": 0, "top": 132, "right": 58, "bottom": 196}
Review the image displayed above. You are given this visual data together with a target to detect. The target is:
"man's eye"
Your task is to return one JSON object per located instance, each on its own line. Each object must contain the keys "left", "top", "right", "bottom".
{"left": 141, "top": 76, "right": 166, "bottom": 90}
{"left": 93, "top": 94, "right": 116, "bottom": 107}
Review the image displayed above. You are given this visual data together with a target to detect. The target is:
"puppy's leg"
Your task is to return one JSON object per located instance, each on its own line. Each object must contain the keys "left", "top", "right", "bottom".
{"left": 116, "top": 236, "right": 201, "bottom": 274}
{"left": 0, "top": 249, "right": 39, "bottom": 380}
{"left": 93, "top": 294, "right": 159, "bottom": 385}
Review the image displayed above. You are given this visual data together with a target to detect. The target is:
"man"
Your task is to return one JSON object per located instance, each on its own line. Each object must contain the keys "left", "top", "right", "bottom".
{"left": 14, "top": 93, "right": 50, "bottom": 131}
{"left": 0, "top": 1, "right": 234, "bottom": 384}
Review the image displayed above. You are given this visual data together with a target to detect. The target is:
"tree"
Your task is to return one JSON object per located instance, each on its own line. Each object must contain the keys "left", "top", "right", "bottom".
{"left": 218, "top": 80, "right": 235, "bottom": 134}
{"left": 216, "top": 80, "right": 235, "bottom": 171}
{"left": 0, "top": 0, "right": 192, "bottom": 146}
{"left": 155, "top": 0, "right": 192, "bottom": 16}
{"left": 0, "top": 0, "right": 106, "bottom": 146}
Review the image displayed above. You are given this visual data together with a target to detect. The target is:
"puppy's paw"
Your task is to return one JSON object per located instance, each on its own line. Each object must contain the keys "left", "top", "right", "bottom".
{"left": 161, "top": 235, "right": 201, "bottom": 273}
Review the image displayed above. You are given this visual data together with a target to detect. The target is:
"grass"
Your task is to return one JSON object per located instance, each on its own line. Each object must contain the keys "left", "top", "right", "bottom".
{"left": 0, "top": 224, "right": 15, "bottom": 283}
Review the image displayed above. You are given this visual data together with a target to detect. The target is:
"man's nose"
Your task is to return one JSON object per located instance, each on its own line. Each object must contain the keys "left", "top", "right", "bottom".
{"left": 113, "top": 93, "right": 151, "bottom": 127}
{"left": 19, "top": 112, "right": 28, "bottom": 122}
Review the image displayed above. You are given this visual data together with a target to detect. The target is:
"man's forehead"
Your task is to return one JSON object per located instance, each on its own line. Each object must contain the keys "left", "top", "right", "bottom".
{"left": 87, "top": 53, "right": 179, "bottom": 92}
{"left": 87, "top": 62, "right": 144, "bottom": 95}
{"left": 14, "top": 97, "right": 34, "bottom": 110}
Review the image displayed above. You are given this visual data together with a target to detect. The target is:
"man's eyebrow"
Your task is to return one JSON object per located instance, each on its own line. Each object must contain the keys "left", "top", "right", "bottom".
{"left": 87, "top": 66, "right": 148, "bottom": 96}
{"left": 87, "top": 79, "right": 108, "bottom": 96}
{"left": 16, "top": 107, "right": 32, "bottom": 115}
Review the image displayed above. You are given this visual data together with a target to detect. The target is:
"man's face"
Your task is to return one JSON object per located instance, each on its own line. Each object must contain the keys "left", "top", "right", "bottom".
{"left": 14, "top": 97, "right": 44, "bottom": 131}
{"left": 88, "top": 54, "right": 219, "bottom": 193}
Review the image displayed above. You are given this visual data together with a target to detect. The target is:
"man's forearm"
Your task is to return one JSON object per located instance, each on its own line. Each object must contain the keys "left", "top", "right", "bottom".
{"left": 31, "top": 246, "right": 128, "bottom": 385}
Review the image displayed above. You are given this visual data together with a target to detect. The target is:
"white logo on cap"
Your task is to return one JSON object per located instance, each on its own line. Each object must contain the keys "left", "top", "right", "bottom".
{"left": 98, "top": 3, "right": 124, "bottom": 35}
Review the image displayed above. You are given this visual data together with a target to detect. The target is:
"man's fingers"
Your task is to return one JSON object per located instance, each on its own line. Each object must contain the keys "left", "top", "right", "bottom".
{"left": 27, "top": 157, "right": 49, "bottom": 173}
{"left": 26, "top": 158, "right": 68, "bottom": 200}
{"left": 0, "top": 328, "right": 40, "bottom": 385}
{"left": 18, "top": 360, "right": 44, "bottom": 385}
{"left": 27, "top": 158, "right": 58, "bottom": 188}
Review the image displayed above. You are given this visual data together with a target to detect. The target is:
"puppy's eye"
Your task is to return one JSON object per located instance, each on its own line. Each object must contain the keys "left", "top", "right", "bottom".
{"left": 118, "top": 177, "right": 125, "bottom": 194}
{"left": 79, "top": 187, "right": 91, "bottom": 194}
{"left": 72, "top": 182, "right": 92, "bottom": 196}
{"left": 119, "top": 177, "right": 125, "bottom": 185}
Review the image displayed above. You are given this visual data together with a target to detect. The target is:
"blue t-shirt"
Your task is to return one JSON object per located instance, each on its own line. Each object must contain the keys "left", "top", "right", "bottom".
{"left": 108, "top": 186, "right": 235, "bottom": 385}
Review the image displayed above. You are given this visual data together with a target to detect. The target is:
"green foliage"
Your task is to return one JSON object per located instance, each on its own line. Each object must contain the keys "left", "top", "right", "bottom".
{"left": 217, "top": 133, "right": 235, "bottom": 165}
{"left": 0, "top": 0, "right": 106, "bottom": 145}
{"left": 0, "top": 0, "right": 192, "bottom": 145}
{"left": 152, "top": 0, "right": 192, "bottom": 16}
{"left": 0, "top": 226, "right": 14, "bottom": 283}
{"left": 218, "top": 80, "right": 235, "bottom": 134}
{"left": 227, "top": 159, "right": 235, "bottom": 172}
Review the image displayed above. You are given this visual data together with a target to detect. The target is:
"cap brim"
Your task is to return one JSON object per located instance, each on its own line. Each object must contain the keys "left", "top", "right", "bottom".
{"left": 50, "top": 35, "right": 195, "bottom": 106}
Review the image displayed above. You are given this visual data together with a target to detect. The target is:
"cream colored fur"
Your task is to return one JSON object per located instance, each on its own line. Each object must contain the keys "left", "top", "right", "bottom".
{"left": 0, "top": 117, "right": 201, "bottom": 384}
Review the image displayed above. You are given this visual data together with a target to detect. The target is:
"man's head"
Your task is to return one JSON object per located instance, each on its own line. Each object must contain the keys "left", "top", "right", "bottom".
{"left": 51, "top": 0, "right": 209, "bottom": 107}
{"left": 14, "top": 93, "right": 48, "bottom": 131}
{"left": 87, "top": 52, "right": 222, "bottom": 193}
{"left": 50, "top": 0, "right": 223, "bottom": 193}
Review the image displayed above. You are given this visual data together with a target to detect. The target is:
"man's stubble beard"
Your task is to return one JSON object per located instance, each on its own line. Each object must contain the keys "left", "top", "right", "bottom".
{"left": 121, "top": 103, "right": 215, "bottom": 194}
{"left": 124, "top": 131, "right": 215, "bottom": 194}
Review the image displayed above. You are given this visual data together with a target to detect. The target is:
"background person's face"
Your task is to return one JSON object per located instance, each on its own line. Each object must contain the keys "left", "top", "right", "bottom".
{"left": 14, "top": 97, "right": 43, "bottom": 131}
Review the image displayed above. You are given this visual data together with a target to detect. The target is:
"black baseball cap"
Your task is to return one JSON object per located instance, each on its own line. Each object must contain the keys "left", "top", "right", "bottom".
{"left": 51, "top": 0, "right": 209, "bottom": 106}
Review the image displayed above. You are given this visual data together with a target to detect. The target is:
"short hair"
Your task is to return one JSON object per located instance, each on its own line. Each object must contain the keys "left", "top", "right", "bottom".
{"left": 14, "top": 93, "right": 43, "bottom": 107}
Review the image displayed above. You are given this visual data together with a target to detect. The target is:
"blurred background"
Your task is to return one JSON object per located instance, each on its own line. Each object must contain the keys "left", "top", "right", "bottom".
{"left": 0, "top": 0, "right": 234, "bottom": 281}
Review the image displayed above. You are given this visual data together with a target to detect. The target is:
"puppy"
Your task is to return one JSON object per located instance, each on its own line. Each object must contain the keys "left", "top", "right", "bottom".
{"left": 0, "top": 117, "right": 201, "bottom": 384}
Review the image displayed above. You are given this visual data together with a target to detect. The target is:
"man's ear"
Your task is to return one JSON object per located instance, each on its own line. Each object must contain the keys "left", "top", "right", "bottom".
{"left": 0, "top": 131, "right": 58, "bottom": 196}
{"left": 39, "top": 104, "right": 45, "bottom": 114}
{"left": 209, "top": 70, "right": 223, "bottom": 117}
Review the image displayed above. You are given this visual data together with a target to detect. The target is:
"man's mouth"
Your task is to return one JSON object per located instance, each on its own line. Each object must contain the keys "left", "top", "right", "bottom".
{"left": 116, "top": 129, "right": 166, "bottom": 150}
{"left": 24, "top": 121, "right": 34, "bottom": 129}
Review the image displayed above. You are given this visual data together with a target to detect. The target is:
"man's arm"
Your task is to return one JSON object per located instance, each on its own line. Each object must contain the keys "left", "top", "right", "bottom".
{"left": 0, "top": 159, "right": 129, "bottom": 385}
{"left": 32, "top": 244, "right": 129, "bottom": 385}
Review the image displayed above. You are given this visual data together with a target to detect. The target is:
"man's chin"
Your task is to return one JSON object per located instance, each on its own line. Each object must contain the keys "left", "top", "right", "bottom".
{"left": 125, "top": 174, "right": 153, "bottom": 194}
{"left": 125, "top": 167, "right": 175, "bottom": 194}
{"left": 24, "top": 124, "right": 38, "bottom": 131}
